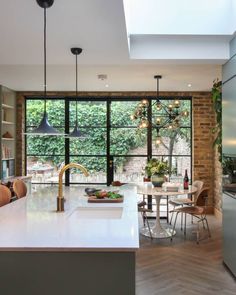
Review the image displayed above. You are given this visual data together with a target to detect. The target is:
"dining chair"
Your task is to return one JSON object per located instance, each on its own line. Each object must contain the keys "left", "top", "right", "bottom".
{"left": 0, "top": 185, "right": 11, "bottom": 207}
{"left": 169, "top": 180, "right": 204, "bottom": 227}
{"left": 13, "top": 179, "right": 27, "bottom": 198}
{"left": 170, "top": 188, "right": 211, "bottom": 244}
{"left": 137, "top": 201, "right": 153, "bottom": 239}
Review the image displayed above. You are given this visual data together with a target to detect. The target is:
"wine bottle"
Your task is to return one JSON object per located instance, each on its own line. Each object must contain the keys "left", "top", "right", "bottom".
{"left": 183, "top": 169, "right": 189, "bottom": 190}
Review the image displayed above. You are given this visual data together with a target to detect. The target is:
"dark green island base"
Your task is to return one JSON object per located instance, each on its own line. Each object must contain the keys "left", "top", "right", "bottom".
{"left": 0, "top": 251, "right": 135, "bottom": 295}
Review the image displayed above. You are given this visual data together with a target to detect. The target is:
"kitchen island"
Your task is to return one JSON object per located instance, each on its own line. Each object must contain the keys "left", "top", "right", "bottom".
{"left": 0, "top": 185, "right": 139, "bottom": 295}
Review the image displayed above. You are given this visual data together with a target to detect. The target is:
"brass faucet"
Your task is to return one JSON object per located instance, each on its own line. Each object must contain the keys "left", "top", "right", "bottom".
{"left": 57, "top": 163, "right": 89, "bottom": 212}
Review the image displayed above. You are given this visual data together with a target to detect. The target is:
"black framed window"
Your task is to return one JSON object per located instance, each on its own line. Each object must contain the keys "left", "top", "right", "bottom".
{"left": 69, "top": 100, "right": 107, "bottom": 184}
{"left": 25, "top": 99, "right": 66, "bottom": 184}
{"left": 25, "top": 96, "right": 192, "bottom": 185}
{"left": 110, "top": 100, "right": 147, "bottom": 183}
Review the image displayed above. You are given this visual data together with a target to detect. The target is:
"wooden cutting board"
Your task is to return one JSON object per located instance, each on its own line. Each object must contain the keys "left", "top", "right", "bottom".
{"left": 88, "top": 196, "right": 124, "bottom": 203}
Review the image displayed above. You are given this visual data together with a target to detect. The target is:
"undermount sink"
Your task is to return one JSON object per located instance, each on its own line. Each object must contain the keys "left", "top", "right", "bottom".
{"left": 68, "top": 206, "right": 123, "bottom": 219}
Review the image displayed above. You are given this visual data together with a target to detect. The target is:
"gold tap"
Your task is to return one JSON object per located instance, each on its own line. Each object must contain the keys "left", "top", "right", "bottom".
{"left": 57, "top": 163, "right": 89, "bottom": 212}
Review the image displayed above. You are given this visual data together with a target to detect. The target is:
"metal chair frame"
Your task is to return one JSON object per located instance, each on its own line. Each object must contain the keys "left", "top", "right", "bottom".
{"left": 169, "top": 180, "right": 204, "bottom": 229}
{"left": 170, "top": 189, "right": 211, "bottom": 244}
{"left": 138, "top": 201, "right": 153, "bottom": 239}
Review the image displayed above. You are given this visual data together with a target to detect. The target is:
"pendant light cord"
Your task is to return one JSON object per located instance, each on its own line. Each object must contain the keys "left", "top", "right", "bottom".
{"left": 75, "top": 53, "right": 78, "bottom": 127}
{"left": 44, "top": 7, "right": 47, "bottom": 113}
{"left": 156, "top": 77, "right": 159, "bottom": 100}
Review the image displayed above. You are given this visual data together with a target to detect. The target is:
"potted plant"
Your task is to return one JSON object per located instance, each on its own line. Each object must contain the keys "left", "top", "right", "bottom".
{"left": 222, "top": 156, "right": 236, "bottom": 184}
{"left": 145, "top": 158, "right": 169, "bottom": 187}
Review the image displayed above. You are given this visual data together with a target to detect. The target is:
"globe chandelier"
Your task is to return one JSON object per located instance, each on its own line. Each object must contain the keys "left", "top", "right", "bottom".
{"left": 131, "top": 75, "right": 189, "bottom": 145}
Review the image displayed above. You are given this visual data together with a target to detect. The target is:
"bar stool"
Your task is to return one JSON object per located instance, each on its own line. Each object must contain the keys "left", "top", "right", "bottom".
{"left": 13, "top": 179, "right": 27, "bottom": 199}
{"left": 0, "top": 185, "right": 11, "bottom": 207}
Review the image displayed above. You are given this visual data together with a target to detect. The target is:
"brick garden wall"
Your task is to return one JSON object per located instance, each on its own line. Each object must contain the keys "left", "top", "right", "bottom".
{"left": 16, "top": 91, "right": 219, "bottom": 212}
{"left": 123, "top": 137, "right": 191, "bottom": 176}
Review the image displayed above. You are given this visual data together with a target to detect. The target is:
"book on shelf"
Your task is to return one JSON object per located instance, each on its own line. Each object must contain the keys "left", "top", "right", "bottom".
{"left": 2, "top": 160, "right": 7, "bottom": 178}
{"left": 9, "top": 159, "right": 15, "bottom": 176}
{"left": 1, "top": 144, "right": 12, "bottom": 159}
{"left": 2, "top": 109, "right": 7, "bottom": 121}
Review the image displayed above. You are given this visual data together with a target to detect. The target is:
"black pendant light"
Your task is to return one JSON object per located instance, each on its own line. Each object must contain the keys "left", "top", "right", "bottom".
{"left": 67, "top": 47, "right": 86, "bottom": 138}
{"left": 26, "top": 0, "right": 62, "bottom": 136}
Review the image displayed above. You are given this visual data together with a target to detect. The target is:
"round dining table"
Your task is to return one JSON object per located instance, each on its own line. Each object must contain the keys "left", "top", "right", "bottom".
{"left": 136, "top": 183, "right": 197, "bottom": 239}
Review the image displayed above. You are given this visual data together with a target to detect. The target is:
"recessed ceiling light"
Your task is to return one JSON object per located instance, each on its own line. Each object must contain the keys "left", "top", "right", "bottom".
{"left": 188, "top": 84, "right": 192, "bottom": 87}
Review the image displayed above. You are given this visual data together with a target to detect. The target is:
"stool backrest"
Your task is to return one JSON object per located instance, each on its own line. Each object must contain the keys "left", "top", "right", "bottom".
{"left": 13, "top": 179, "right": 27, "bottom": 198}
{"left": 0, "top": 185, "right": 11, "bottom": 207}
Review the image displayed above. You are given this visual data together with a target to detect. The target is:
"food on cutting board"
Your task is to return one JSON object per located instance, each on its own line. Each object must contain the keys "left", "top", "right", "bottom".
{"left": 94, "top": 190, "right": 122, "bottom": 199}
{"left": 94, "top": 191, "right": 108, "bottom": 198}
{"left": 85, "top": 188, "right": 102, "bottom": 196}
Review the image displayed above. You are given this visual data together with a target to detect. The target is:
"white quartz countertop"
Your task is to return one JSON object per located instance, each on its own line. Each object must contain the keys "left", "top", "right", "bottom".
{"left": 0, "top": 185, "right": 139, "bottom": 252}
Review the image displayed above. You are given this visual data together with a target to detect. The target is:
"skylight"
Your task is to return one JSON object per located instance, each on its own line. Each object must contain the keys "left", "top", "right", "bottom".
{"left": 123, "top": 0, "right": 235, "bottom": 35}
{"left": 123, "top": 0, "right": 235, "bottom": 61}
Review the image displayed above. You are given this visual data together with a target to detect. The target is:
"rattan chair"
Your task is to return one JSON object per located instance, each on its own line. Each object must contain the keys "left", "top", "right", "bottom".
{"left": 13, "top": 179, "right": 27, "bottom": 199}
{"left": 170, "top": 188, "right": 211, "bottom": 244}
{"left": 0, "top": 185, "right": 11, "bottom": 207}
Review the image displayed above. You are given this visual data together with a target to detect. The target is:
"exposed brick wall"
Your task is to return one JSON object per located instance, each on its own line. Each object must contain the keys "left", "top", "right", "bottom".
{"left": 16, "top": 91, "right": 219, "bottom": 212}
{"left": 192, "top": 93, "right": 215, "bottom": 211}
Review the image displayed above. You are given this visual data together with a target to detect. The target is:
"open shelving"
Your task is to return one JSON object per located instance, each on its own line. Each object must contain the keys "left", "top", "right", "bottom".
{"left": 0, "top": 85, "right": 16, "bottom": 179}
{"left": 2, "top": 121, "right": 14, "bottom": 125}
{"left": 2, "top": 104, "right": 14, "bottom": 109}
{"left": 2, "top": 138, "right": 15, "bottom": 141}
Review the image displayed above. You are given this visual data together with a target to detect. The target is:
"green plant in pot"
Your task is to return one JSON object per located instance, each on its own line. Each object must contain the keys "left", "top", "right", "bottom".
{"left": 222, "top": 156, "right": 236, "bottom": 183}
{"left": 145, "top": 158, "right": 169, "bottom": 187}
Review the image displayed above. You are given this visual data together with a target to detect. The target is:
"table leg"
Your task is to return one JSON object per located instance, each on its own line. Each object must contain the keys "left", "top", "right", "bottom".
{"left": 141, "top": 196, "right": 176, "bottom": 239}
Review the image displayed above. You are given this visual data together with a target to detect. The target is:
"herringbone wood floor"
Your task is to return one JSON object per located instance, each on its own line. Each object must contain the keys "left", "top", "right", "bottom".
{"left": 136, "top": 215, "right": 236, "bottom": 295}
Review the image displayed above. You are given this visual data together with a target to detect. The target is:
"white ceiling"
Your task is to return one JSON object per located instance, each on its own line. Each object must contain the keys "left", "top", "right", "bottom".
{"left": 0, "top": 0, "right": 233, "bottom": 92}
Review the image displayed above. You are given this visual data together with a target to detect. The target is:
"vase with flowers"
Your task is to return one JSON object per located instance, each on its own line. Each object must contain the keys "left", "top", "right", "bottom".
{"left": 145, "top": 158, "right": 169, "bottom": 187}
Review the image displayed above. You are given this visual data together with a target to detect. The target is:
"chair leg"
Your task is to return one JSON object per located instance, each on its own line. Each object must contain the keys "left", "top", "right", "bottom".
{"left": 144, "top": 212, "right": 153, "bottom": 240}
{"left": 171, "top": 212, "right": 179, "bottom": 241}
{"left": 141, "top": 212, "right": 145, "bottom": 226}
{"left": 196, "top": 221, "right": 200, "bottom": 244}
{"left": 184, "top": 213, "right": 187, "bottom": 236}
{"left": 201, "top": 219, "right": 204, "bottom": 229}
{"left": 140, "top": 209, "right": 153, "bottom": 239}
{"left": 181, "top": 206, "right": 183, "bottom": 230}
{"left": 166, "top": 196, "right": 169, "bottom": 224}
{"left": 170, "top": 205, "right": 176, "bottom": 225}
{"left": 201, "top": 215, "right": 206, "bottom": 229}
{"left": 204, "top": 217, "right": 211, "bottom": 238}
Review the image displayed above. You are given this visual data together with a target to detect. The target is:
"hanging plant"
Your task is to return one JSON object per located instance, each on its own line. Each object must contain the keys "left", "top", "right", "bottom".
{"left": 211, "top": 79, "right": 222, "bottom": 162}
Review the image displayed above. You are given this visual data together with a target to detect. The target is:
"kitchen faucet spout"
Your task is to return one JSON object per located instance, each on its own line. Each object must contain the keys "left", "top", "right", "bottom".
{"left": 57, "top": 163, "right": 89, "bottom": 212}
